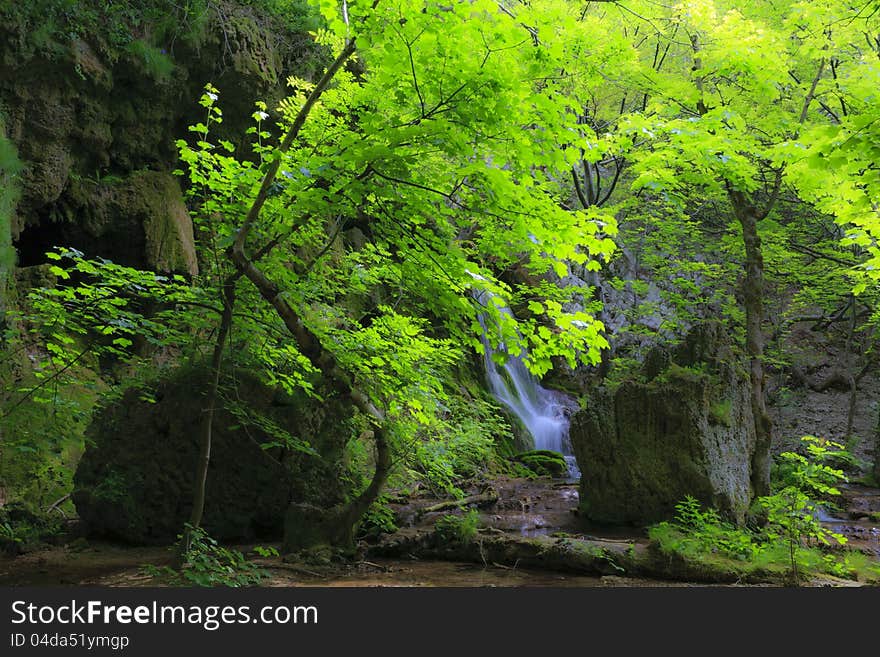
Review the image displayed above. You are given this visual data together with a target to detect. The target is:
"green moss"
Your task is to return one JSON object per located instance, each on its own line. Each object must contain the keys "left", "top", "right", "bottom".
{"left": 647, "top": 524, "right": 785, "bottom": 583}
{"left": 511, "top": 449, "right": 569, "bottom": 478}
{"left": 660, "top": 361, "right": 711, "bottom": 385}
{"left": 0, "top": 1, "right": 211, "bottom": 63}
{"left": 125, "top": 39, "right": 175, "bottom": 82}
{"left": 0, "top": 360, "right": 105, "bottom": 510}
{"left": 0, "top": 114, "right": 22, "bottom": 324}
{"left": 709, "top": 399, "right": 732, "bottom": 426}
{"left": 648, "top": 517, "right": 880, "bottom": 585}
{"left": 434, "top": 509, "right": 480, "bottom": 545}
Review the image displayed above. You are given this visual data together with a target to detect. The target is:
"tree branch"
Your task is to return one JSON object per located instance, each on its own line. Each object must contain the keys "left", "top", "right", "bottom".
{"left": 232, "top": 39, "right": 357, "bottom": 258}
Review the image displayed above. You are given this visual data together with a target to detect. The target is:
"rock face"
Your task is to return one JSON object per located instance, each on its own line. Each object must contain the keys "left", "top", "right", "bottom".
{"left": 73, "top": 365, "right": 352, "bottom": 544}
{"left": 0, "top": 3, "right": 323, "bottom": 272}
{"left": 65, "top": 170, "right": 199, "bottom": 275}
{"left": 570, "top": 322, "right": 756, "bottom": 525}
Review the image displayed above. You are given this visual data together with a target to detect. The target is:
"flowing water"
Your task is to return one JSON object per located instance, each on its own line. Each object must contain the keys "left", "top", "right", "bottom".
{"left": 476, "top": 294, "right": 580, "bottom": 478}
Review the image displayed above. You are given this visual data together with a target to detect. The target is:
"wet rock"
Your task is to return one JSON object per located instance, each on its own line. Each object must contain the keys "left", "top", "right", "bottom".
{"left": 1, "top": 2, "right": 324, "bottom": 264}
{"left": 571, "top": 322, "right": 756, "bottom": 525}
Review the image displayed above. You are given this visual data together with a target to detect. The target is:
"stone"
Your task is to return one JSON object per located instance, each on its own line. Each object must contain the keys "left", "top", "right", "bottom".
{"left": 73, "top": 365, "right": 352, "bottom": 544}
{"left": 283, "top": 503, "right": 335, "bottom": 554}
{"left": 512, "top": 450, "right": 569, "bottom": 478}
{"left": 69, "top": 171, "right": 199, "bottom": 276}
{"left": 134, "top": 172, "right": 199, "bottom": 276}
{"left": 571, "top": 322, "right": 756, "bottom": 526}
{"left": 19, "top": 142, "right": 71, "bottom": 213}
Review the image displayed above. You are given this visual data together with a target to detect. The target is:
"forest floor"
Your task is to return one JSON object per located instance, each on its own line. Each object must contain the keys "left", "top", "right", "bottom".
{"left": 1, "top": 474, "right": 876, "bottom": 587}
{"left": 0, "top": 545, "right": 694, "bottom": 587}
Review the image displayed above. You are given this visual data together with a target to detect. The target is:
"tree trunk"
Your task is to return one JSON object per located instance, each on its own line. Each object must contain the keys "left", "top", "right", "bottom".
{"left": 874, "top": 411, "right": 880, "bottom": 483}
{"left": 731, "top": 191, "right": 772, "bottom": 498}
{"left": 328, "top": 425, "right": 393, "bottom": 546}
{"left": 844, "top": 295, "right": 857, "bottom": 442}
{"left": 226, "top": 39, "right": 392, "bottom": 550}
{"left": 282, "top": 424, "right": 392, "bottom": 553}
{"left": 693, "top": 36, "right": 771, "bottom": 498}
{"left": 178, "top": 280, "right": 235, "bottom": 561}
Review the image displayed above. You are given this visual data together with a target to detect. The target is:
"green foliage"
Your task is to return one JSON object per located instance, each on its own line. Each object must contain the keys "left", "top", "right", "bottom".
{"left": 0, "top": 1, "right": 211, "bottom": 62}
{"left": 359, "top": 494, "right": 398, "bottom": 537}
{"left": 145, "top": 524, "right": 268, "bottom": 587}
{"left": 0, "top": 116, "right": 22, "bottom": 322}
{"left": 10, "top": 0, "right": 878, "bottom": 570}
{"left": 434, "top": 508, "right": 480, "bottom": 545}
{"left": 650, "top": 496, "right": 761, "bottom": 562}
{"left": 252, "top": 545, "right": 280, "bottom": 558}
{"left": 0, "top": 503, "right": 67, "bottom": 554}
{"left": 565, "top": 0, "right": 879, "bottom": 370}
{"left": 125, "top": 39, "right": 175, "bottom": 82}
{"left": 244, "top": 0, "right": 322, "bottom": 32}
{"left": 171, "top": 0, "right": 621, "bottom": 531}
{"left": 769, "top": 436, "right": 849, "bottom": 500}
{"left": 650, "top": 437, "right": 870, "bottom": 583}
{"left": 759, "top": 436, "right": 849, "bottom": 580}
{"left": 404, "top": 397, "right": 506, "bottom": 497}
{"left": 0, "top": 357, "right": 102, "bottom": 509}
{"left": 225, "top": 394, "right": 318, "bottom": 456}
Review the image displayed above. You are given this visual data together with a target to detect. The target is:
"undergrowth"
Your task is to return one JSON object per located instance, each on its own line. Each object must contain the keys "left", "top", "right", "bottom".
{"left": 434, "top": 509, "right": 481, "bottom": 545}
{"left": 143, "top": 524, "right": 268, "bottom": 587}
{"left": 649, "top": 437, "right": 880, "bottom": 585}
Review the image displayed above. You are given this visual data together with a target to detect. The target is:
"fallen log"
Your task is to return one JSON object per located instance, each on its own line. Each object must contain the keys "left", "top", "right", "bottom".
{"left": 416, "top": 490, "right": 499, "bottom": 516}
{"left": 368, "top": 527, "right": 795, "bottom": 585}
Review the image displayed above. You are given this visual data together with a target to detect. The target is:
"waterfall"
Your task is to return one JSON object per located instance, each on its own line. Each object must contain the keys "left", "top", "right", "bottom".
{"left": 475, "top": 293, "right": 580, "bottom": 478}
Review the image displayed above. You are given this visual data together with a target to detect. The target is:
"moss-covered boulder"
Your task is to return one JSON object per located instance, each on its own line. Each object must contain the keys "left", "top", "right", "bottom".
{"left": 571, "top": 322, "right": 756, "bottom": 526}
{"left": 512, "top": 450, "right": 569, "bottom": 478}
{"left": 73, "top": 365, "right": 353, "bottom": 544}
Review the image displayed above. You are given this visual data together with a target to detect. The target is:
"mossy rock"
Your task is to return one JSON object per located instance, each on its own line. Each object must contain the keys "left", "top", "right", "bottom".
{"left": 571, "top": 321, "right": 756, "bottom": 526}
{"left": 511, "top": 450, "right": 569, "bottom": 478}
{"left": 283, "top": 503, "right": 334, "bottom": 554}
{"left": 74, "top": 364, "right": 353, "bottom": 544}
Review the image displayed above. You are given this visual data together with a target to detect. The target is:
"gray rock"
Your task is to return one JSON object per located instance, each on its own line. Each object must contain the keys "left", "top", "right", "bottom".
{"left": 571, "top": 322, "right": 756, "bottom": 525}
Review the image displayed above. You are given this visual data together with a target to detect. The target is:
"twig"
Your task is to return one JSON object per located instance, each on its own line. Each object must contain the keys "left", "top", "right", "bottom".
{"left": 1, "top": 347, "right": 91, "bottom": 420}
{"left": 45, "top": 493, "right": 71, "bottom": 516}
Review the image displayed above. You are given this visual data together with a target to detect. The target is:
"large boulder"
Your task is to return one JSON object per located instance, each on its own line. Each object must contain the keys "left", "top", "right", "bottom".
{"left": 73, "top": 365, "right": 352, "bottom": 544}
{"left": 571, "top": 323, "right": 756, "bottom": 526}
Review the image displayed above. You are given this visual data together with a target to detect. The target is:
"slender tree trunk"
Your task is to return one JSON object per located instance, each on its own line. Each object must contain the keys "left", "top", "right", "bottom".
{"left": 691, "top": 34, "right": 772, "bottom": 497}
{"left": 844, "top": 296, "right": 857, "bottom": 442}
{"left": 731, "top": 192, "right": 773, "bottom": 498}
{"left": 178, "top": 280, "right": 235, "bottom": 562}
{"left": 874, "top": 414, "right": 880, "bottom": 483}
{"left": 231, "top": 241, "right": 393, "bottom": 546}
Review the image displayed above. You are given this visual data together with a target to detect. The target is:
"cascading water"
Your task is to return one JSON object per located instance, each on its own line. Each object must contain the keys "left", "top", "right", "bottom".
{"left": 476, "top": 294, "right": 580, "bottom": 479}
